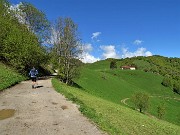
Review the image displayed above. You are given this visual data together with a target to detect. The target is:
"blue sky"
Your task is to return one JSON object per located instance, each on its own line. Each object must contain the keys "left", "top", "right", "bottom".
{"left": 10, "top": 0, "right": 180, "bottom": 62}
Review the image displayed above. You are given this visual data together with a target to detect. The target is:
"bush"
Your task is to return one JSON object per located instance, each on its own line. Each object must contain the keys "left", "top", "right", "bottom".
{"left": 110, "top": 60, "right": 117, "bottom": 69}
{"left": 162, "top": 76, "right": 172, "bottom": 88}
{"left": 157, "top": 103, "right": 166, "bottom": 119}
{"left": 173, "top": 81, "right": 180, "bottom": 94}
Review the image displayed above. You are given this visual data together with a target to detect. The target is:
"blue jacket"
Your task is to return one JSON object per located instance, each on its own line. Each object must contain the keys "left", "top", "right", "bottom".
{"left": 29, "top": 69, "right": 38, "bottom": 77}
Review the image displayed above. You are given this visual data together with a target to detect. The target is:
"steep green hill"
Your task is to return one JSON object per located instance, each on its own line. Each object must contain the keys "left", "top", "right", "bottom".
{"left": 117, "top": 56, "right": 180, "bottom": 94}
{"left": 0, "top": 63, "right": 26, "bottom": 91}
{"left": 76, "top": 60, "right": 178, "bottom": 101}
{"left": 74, "top": 58, "right": 180, "bottom": 125}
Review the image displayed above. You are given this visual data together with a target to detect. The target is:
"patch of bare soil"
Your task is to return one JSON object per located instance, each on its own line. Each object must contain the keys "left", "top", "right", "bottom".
{"left": 0, "top": 78, "right": 107, "bottom": 135}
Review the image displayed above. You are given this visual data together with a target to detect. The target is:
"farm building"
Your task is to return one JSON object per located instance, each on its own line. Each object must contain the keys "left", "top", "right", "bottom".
{"left": 121, "top": 66, "right": 136, "bottom": 70}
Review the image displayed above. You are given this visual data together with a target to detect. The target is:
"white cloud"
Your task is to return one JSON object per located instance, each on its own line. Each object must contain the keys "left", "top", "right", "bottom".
{"left": 83, "top": 43, "right": 93, "bottom": 52}
{"left": 100, "top": 45, "right": 120, "bottom": 59}
{"left": 80, "top": 44, "right": 100, "bottom": 63}
{"left": 121, "top": 47, "right": 152, "bottom": 58}
{"left": 133, "top": 40, "right": 143, "bottom": 45}
{"left": 145, "top": 51, "right": 153, "bottom": 56}
{"left": 81, "top": 53, "right": 100, "bottom": 63}
{"left": 91, "top": 32, "right": 101, "bottom": 40}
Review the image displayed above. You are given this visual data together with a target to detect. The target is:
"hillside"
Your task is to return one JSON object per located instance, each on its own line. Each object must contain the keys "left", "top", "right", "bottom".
{"left": 117, "top": 56, "right": 180, "bottom": 94}
{"left": 53, "top": 79, "right": 180, "bottom": 135}
{"left": 83, "top": 56, "right": 180, "bottom": 94}
{"left": 0, "top": 63, "right": 26, "bottom": 91}
{"left": 74, "top": 57, "right": 180, "bottom": 126}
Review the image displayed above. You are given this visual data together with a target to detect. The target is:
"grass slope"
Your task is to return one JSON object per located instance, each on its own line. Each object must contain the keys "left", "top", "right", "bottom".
{"left": 52, "top": 78, "right": 180, "bottom": 135}
{"left": 74, "top": 60, "right": 180, "bottom": 125}
{"left": 0, "top": 63, "right": 26, "bottom": 91}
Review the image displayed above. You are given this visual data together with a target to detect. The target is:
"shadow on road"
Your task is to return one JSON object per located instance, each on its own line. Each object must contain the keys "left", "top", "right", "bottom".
{"left": 37, "top": 76, "right": 52, "bottom": 80}
{"left": 36, "top": 85, "right": 43, "bottom": 88}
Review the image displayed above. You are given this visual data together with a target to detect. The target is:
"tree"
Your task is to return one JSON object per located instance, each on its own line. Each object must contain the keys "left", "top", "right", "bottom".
{"left": 162, "top": 76, "right": 173, "bottom": 88}
{"left": 51, "top": 17, "right": 82, "bottom": 84}
{"left": 110, "top": 60, "right": 117, "bottom": 69}
{"left": 18, "top": 2, "right": 50, "bottom": 43}
{"left": 132, "top": 92, "right": 149, "bottom": 113}
{"left": 173, "top": 81, "right": 180, "bottom": 94}
{"left": 157, "top": 103, "right": 166, "bottom": 119}
{"left": 0, "top": 0, "right": 9, "bottom": 57}
{"left": 0, "top": 0, "right": 48, "bottom": 72}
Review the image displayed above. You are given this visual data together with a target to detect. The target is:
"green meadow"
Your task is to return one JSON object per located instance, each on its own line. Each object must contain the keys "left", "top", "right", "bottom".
{"left": 73, "top": 60, "right": 180, "bottom": 126}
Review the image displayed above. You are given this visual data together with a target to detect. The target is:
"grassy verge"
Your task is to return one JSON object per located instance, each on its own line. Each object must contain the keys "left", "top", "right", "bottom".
{"left": 52, "top": 78, "right": 180, "bottom": 135}
{"left": 0, "top": 63, "right": 26, "bottom": 91}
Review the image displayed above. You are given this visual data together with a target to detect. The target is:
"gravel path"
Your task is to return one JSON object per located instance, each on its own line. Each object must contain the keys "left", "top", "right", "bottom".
{"left": 0, "top": 78, "right": 106, "bottom": 135}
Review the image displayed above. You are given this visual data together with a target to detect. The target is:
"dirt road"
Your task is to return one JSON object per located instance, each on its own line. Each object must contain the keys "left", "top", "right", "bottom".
{"left": 0, "top": 78, "right": 106, "bottom": 135}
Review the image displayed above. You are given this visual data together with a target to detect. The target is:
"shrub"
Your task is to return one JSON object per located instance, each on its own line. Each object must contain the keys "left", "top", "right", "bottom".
{"left": 157, "top": 103, "right": 166, "bottom": 119}
{"left": 173, "top": 81, "right": 180, "bottom": 94}
{"left": 110, "top": 60, "right": 117, "bottom": 69}
{"left": 162, "top": 76, "right": 172, "bottom": 88}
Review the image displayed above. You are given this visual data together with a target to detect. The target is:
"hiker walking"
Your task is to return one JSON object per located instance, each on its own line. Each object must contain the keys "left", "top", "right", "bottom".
{"left": 29, "top": 67, "right": 38, "bottom": 89}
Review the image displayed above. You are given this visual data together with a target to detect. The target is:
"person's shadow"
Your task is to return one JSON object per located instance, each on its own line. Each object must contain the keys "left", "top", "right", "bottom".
{"left": 36, "top": 85, "right": 43, "bottom": 88}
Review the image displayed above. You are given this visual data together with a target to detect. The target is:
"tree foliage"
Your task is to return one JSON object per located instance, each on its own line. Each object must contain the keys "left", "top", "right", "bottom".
{"left": 0, "top": 0, "right": 48, "bottom": 73}
{"left": 173, "top": 81, "right": 180, "bottom": 94}
{"left": 110, "top": 60, "right": 117, "bottom": 69}
{"left": 132, "top": 92, "right": 150, "bottom": 113}
{"left": 18, "top": 2, "right": 50, "bottom": 43}
{"left": 157, "top": 103, "right": 166, "bottom": 119}
{"left": 162, "top": 76, "right": 172, "bottom": 88}
{"left": 51, "top": 17, "right": 82, "bottom": 84}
